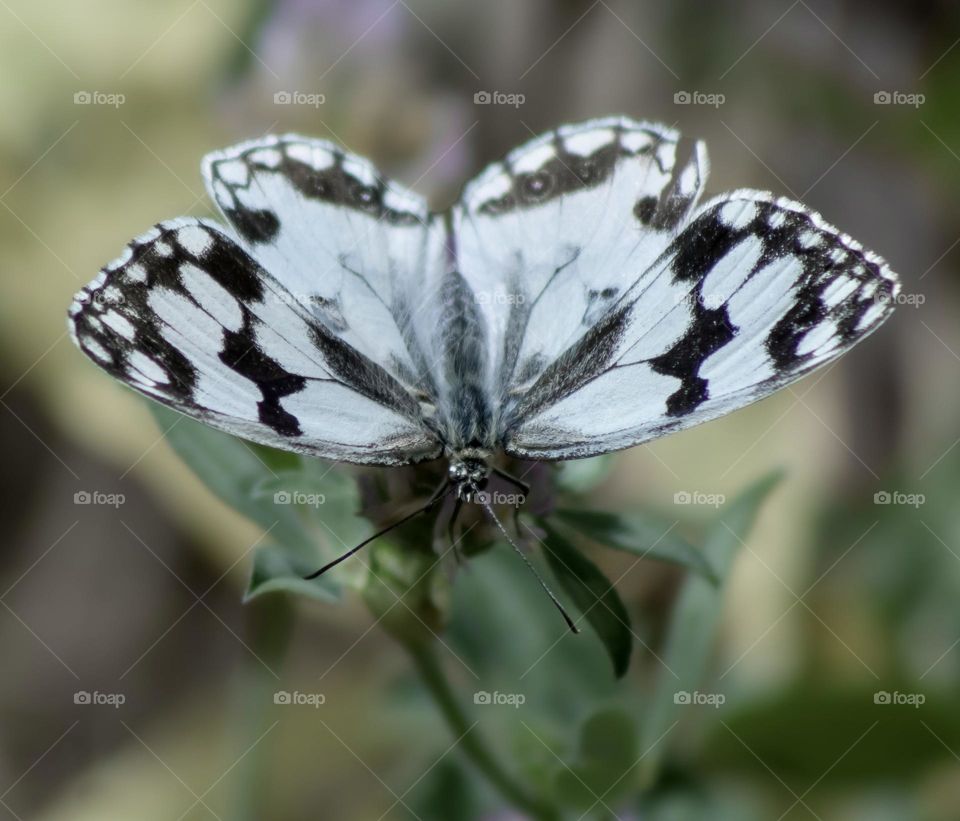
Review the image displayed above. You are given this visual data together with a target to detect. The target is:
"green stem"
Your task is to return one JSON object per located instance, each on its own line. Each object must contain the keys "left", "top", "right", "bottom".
{"left": 404, "top": 640, "right": 561, "bottom": 821}
{"left": 230, "top": 594, "right": 295, "bottom": 821}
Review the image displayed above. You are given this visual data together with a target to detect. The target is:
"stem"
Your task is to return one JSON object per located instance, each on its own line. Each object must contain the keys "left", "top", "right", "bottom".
{"left": 230, "top": 594, "right": 295, "bottom": 821}
{"left": 404, "top": 640, "right": 561, "bottom": 821}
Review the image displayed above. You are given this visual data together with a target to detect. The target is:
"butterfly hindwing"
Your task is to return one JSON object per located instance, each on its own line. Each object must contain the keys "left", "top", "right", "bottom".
{"left": 502, "top": 191, "right": 899, "bottom": 459}
{"left": 68, "top": 218, "right": 442, "bottom": 465}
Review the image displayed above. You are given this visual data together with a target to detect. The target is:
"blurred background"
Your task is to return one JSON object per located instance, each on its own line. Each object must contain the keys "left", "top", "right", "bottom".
{"left": 1, "top": 0, "right": 959, "bottom": 818}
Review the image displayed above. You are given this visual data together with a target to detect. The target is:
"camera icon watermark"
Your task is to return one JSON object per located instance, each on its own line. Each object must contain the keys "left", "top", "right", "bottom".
{"left": 473, "top": 490, "right": 526, "bottom": 507}
{"left": 74, "top": 690, "right": 126, "bottom": 708}
{"left": 273, "top": 490, "right": 326, "bottom": 507}
{"left": 473, "top": 90, "right": 525, "bottom": 108}
{"left": 673, "top": 690, "right": 725, "bottom": 708}
{"left": 473, "top": 690, "right": 526, "bottom": 708}
{"left": 74, "top": 289, "right": 126, "bottom": 309}
{"left": 274, "top": 690, "right": 325, "bottom": 708}
{"left": 873, "top": 289, "right": 925, "bottom": 309}
{"left": 674, "top": 90, "right": 725, "bottom": 108}
{"left": 673, "top": 490, "right": 725, "bottom": 509}
{"left": 74, "top": 90, "right": 126, "bottom": 108}
{"left": 74, "top": 490, "right": 125, "bottom": 508}
{"left": 273, "top": 90, "right": 326, "bottom": 108}
{"left": 873, "top": 490, "right": 925, "bottom": 508}
{"left": 873, "top": 90, "right": 925, "bottom": 108}
{"left": 874, "top": 690, "right": 924, "bottom": 708}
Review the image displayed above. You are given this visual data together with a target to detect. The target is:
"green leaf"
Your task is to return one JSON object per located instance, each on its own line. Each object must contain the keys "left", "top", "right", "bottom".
{"left": 148, "top": 404, "right": 368, "bottom": 570}
{"left": 244, "top": 544, "right": 340, "bottom": 603}
{"left": 537, "top": 519, "right": 633, "bottom": 678}
{"left": 554, "top": 508, "right": 716, "bottom": 581}
{"left": 148, "top": 404, "right": 314, "bottom": 552}
{"left": 638, "top": 470, "right": 784, "bottom": 786}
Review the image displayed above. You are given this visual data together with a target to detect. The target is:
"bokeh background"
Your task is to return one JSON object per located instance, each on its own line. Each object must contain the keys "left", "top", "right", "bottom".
{"left": 2, "top": 1, "right": 959, "bottom": 818}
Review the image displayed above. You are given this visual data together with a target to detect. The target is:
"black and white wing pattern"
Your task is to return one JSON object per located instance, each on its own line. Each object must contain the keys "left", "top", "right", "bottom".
{"left": 68, "top": 218, "right": 442, "bottom": 465}
{"left": 453, "top": 116, "right": 897, "bottom": 460}
{"left": 454, "top": 116, "right": 709, "bottom": 421}
{"left": 69, "top": 119, "right": 899, "bottom": 468}
{"left": 202, "top": 134, "right": 444, "bottom": 402}
{"left": 500, "top": 191, "right": 898, "bottom": 459}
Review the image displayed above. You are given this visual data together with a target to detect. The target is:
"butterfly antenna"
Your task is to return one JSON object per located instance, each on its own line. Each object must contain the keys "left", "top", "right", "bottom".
{"left": 471, "top": 485, "right": 579, "bottom": 634}
{"left": 303, "top": 482, "right": 453, "bottom": 580}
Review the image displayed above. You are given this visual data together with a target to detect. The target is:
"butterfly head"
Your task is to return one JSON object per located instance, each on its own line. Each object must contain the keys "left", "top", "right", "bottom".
{"left": 448, "top": 452, "right": 490, "bottom": 501}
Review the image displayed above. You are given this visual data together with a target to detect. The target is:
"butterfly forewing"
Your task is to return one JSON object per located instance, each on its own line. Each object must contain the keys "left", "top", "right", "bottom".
{"left": 502, "top": 191, "right": 899, "bottom": 459}
{"left": 68, "top": 218, "right": 442, "bottom": 465}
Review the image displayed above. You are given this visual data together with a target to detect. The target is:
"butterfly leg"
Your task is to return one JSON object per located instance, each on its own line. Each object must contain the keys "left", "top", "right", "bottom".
{"left": 492, "top": 466, "right": 531, "bottom": 497}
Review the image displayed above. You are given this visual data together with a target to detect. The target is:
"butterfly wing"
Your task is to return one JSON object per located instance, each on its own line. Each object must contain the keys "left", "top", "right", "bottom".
{"left": 453, "top": 115, "right": 709, "bottom": 415}
{"left": 69, "top": 218, "right": 442, "bottom": 465}
{"left": 500, "top": 191, "right": 899, "bottom": 459}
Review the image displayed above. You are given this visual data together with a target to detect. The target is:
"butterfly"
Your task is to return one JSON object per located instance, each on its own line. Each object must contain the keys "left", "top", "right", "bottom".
{"left": 68, "top": 116, "right": 899, "bottom": 627}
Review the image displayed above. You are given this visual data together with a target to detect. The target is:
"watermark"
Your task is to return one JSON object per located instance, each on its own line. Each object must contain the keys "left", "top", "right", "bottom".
{"left": 672, "top": 291, "right": 726, "bottom": 310}
{"left": 274, "top": 90, "right": 325, "bottom": 108}
{"left": 874, "top": 690, "right": 924, "bottom": 708}
{"left": 474, "top": 690, "right": 526, "bottom": 708}
{"left": 73, "top": 289, "right": 127, "bottom": 310}
{"left": 274, "top": 690, "right": 325, "bottom": 708}
{"left": 474, "top": 90, "right": 525, "bottom": 108}
{"left": 74, "top": 90, "right": 126, "bottom": 108}
{"left": 74, "top": 690, "right": 125, "bottom": 708}
{"left": 475, "top": 291, "right": 525, "bottom": 306}
{"left": 474, "top": 490, "right": 526, "bottom": 507}
{"left": 673, "top": 490, "right": 725, "bottom": 509}
{"left": 74, "top": 490, "right": 125, "bottom": 508}
{"left": 874, "top": 290, "right": 925, "bottom": 309}
{"left": 674, "top": 90, "right": 725, "bottom": 108}
{"left": 273, "top": 490, "right": 326, "bottom": 507}
{"left": 674, "top": 690, "right": 725, "bottom": 708}
{"left": 873, "top": 490, "right": 924, "bottom": 508}
{"left": 873, "top": 90, "right": 925, "bottom": 108}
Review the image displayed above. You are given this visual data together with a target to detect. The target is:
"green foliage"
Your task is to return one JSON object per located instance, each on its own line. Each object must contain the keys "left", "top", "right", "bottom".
{"left": 554, "top": 508, "right": 716, "bottom": 580}
{"left": 147, "top": 401, "right": 787, "bottom": 819}
{"left": 536, "top": 518, "right": 633, "bottom": 678}
{"left": 639, "top": 471, "right": 783, "bottom": 784}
